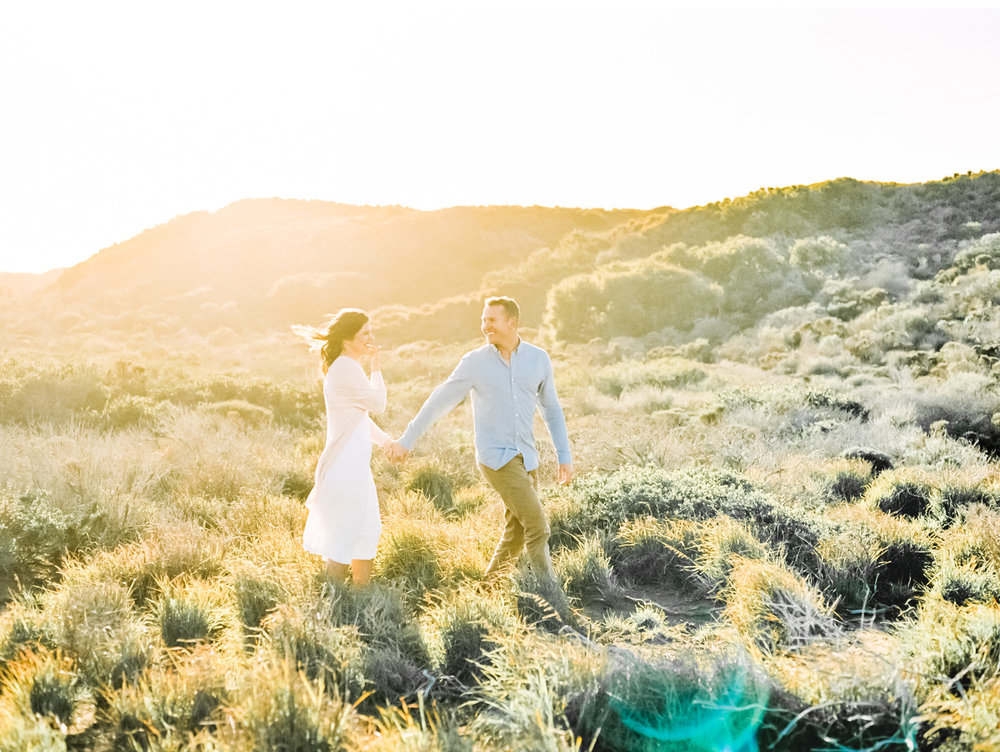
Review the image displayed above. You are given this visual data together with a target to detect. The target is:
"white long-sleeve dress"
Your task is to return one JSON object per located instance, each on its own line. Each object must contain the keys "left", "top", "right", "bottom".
{"left": 302, "top": 355, "right": 389, "bottom": 564}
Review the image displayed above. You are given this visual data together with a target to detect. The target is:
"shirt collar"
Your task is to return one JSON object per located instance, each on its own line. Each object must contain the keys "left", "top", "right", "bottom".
{"left": 491, "top": 337, "right": 522, "bottom": 359}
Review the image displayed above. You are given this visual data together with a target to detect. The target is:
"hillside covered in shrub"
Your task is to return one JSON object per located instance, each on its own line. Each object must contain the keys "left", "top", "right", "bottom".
{"left": 3, "top": 171, "right": 1000, "bottom": 750}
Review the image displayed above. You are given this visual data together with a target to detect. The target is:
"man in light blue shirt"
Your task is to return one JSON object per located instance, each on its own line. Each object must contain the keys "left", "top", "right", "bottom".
{"left": 390, "top": 296, "right": 573, "bottom": 581}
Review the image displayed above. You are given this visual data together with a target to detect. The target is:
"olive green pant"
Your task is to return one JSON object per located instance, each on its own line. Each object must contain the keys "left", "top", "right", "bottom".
{"left": 480, "top": 455, "right": 556, "bottom": 581}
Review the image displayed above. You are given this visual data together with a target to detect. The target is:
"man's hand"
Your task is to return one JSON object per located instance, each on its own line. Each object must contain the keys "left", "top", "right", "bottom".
{"left": 558, "top": 463, "right": 574, "bottom": 485}
{"left": 385, "top": 440, "right": 410, "bottom": 463}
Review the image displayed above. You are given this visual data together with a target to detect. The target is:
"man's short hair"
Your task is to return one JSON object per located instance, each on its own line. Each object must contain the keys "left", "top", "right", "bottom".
{"left": 485, "top": 296, "right": 520, "bottom": 321}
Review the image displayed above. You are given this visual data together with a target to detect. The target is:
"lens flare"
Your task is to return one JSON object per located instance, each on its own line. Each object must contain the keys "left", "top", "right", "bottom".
{"left": 572, "top": 651, "right": 769, "bottom": 752}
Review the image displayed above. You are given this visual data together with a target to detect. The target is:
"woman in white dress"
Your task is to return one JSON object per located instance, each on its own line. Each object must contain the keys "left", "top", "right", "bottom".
{"left": 299, "top": 309, "right": 390, "bottom": 585}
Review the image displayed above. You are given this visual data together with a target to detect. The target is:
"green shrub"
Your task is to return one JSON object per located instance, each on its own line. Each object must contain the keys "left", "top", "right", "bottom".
{"left": 202, "top": 398, "right": 275, "bottom": 426}
{"left": 759, "top": 694, "right": 920, "bottom": 752}
{"left": 278, "top": 469, "right": 314, "bottom": 501}
{"left": 826, "top": 470, "right": 869, "bottom": 502}
{"left": 363, "top": 645, "right": 431, "bottom": 709}
{"left": 105, "top": 655, "right": 232, "bottom": 750}
{"left": 0, "top": 616, "right": 57, "bottom": 670}
{"left": 157, "top": 593, "right": 223, "bottom": 648}
{"left": 0, "top": 717, "right": 68, "bottom": 751}
{"left": 0, "top": 491, "right": 73, "bottom": 602}
{"left": 322, "top": 582, "right": 430, "bottom": 668}
{"left": 0, "top": 365, "right": 107, "bottom": 425}
{"left": 789, "top": 235, "right": 850, "bottom": 270}
{"left": 723, "top": 559, "right": 838, "bottom": 652}
{"left": 610, "top": 518, "right": 705, "bottom": 593}
{"left": 940, "top": 484, "right": 999, "bottom": 524}
{"left": 266, "top": 608, "right": 366, "bottom": 699}
{"left": 551, "top": 467, "right": 822, "bottom": 575}
{"left": 592, "top": 360, "right": 707, "bottom": 398}
{"left": 233, "top": 575, "right": 283, "bottom": 635}
{"left": 440, "top": 614, "right": 498, "bottom": 688}
{"left": 906, "top": 602, "right": 1000, "bottom": 693}
{"left": 376, "top": 526, "right": 442, "bottom": 594}
{"left": 936, "top": 564, "right": 1000, "bottom": 607}
{"left": 406, "top": 463, "right": 456, "bottom": 512}
{"left": 554, "top": 535, "right": 626, "bottom": 607}
{"left": 545, "top": 261, "right": 722, "bottom": 342}
{"left": 79, "top": 630, "right": 151, "bottom": 691}
{"left": 695, "top": 520, "right": 770, "bottom": 590}
{"left": 97, "top": 393, "right": 161, "bottom": 430}
{"left": 248, "top": 686, "right": 338, "bottom": 751}
{"left": 876, "top": 482, "right": 932, "bottom": 519}
{"left": 28, "top": 660, "right": 83, "bottom": 725}
{"left": 154, "top": 373, "right": 321, "bottom": 428}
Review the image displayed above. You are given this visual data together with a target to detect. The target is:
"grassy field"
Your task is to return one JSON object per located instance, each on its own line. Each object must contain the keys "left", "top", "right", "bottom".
{"left": 1, "top": 329, "right": 999, "bottom": 752}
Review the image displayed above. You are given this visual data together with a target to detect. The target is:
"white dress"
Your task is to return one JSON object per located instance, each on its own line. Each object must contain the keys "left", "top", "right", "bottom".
{"left": 302, "top": 356, "right": 389, "bottom": 564}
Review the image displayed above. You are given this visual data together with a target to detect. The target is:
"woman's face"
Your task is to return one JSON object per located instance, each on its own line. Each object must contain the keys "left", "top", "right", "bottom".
{"left": 343, "top": 321, "right": 376, "bottom": 358}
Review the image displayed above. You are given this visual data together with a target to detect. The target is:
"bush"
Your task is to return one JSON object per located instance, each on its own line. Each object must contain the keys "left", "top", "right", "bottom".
{"left": 27, "top": 657, "right": 83, "bottom": 725}
{"left": 266, "top": 608, "right": 366, "bottom": 699}
{"left": 514, "top": 570, "right": 579, "bottom": 634}
{"left": 610, "top": 518, "right": 705, "bottom": 593}
{"left": 406, "top": 463, "right": 457, "bottom": 512}
{"left": 0, "top": 365, "right": 107, "bottom": 425}
{"left": 552, "top": 467, "right": 823, "bottom": 575}
{"left": 233, "top": 574, "right": 283, "bottom": 635}
{"left": 0, "top": 491, "right": 74, "bottom": 602}
{"left": 322, "top": 582, "right": 430, "bottom": 669}
{"left": 940, "top": 484, "right": 999, "bottom": 524}
{"left": 873, "top": 539, "right": 934, "bottom": 615}
{"left": 363, "top": 645, "right": 431, "bottom": 709}
{"left": 0, "top": 616, "right": 57, "bottom": 671}
{"left": 97, "top": 394, "right": 161, "bottom": 430}
{"left": 875, "top": 482, "right": 933, "bottom": 519}
{"left": 905, "top": 601, "right": 1000, "bottom": 693}
{"left": 376, "top": 525, "right": 443, "bottom": 594}
{"left": 936, "top": 564, "right": 1000, "bottom": 607}
{"left": 723, "top": 558, "right": 838, "bottom": 652}
{"left": 592, "top": 360, "right": 707, "bottom": 398}
{"left": 550, "top": 466, "right": 755, "bottom": 546}
{"left": 156, "top": 586, "right": 226, "bottom": 648}
{"left": 789, "top": 235, "right": 850, "bottom": 271}
{"left": 440, "top": 615, "right": 499, "bottom": 688}
{"left": 826, "top": 470, "right": 869, "bottom": 502}
{"left": 554, "top": 535, "right": 626, "bottom": 608}
{"left": 202, "top": 398, "right": 274, "bottom": 426}
{"left": 545, "top": 261, "right": 722, "bottom": 342}
{"left": 278, "top": 469, "right": 314, "bottom": 501}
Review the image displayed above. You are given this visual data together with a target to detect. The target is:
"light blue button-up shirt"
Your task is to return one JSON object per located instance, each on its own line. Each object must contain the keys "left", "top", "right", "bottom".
{"left": 398, "top": 340, "right": 572, "bottom": 471}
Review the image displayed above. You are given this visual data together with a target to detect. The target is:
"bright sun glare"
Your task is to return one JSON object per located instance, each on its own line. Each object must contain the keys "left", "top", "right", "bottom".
{"left": 1, "top": 3, "right": 999, "bottom": 273}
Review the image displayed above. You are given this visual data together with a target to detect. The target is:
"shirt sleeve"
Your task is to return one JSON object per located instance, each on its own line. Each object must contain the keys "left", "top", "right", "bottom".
{"left": 369, "top": 417, "right": 391, "bottom": 446}
{"left": 328, "top": 360, "right": 386, "bottom": 414}
{"left": 537, "top": 353, "right": 572, "bottom": 464}
{"left": 398, "top": 354, "right": 475, "bottom": 450}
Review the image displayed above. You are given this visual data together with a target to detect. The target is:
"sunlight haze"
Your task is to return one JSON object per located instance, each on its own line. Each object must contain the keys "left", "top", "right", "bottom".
{"left": 2, "top": 3, "right": 998, "bottom": 273}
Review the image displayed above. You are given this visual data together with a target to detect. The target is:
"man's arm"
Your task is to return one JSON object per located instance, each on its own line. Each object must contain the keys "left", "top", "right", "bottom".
{"left": 537, "top": 353, "right": 573, "bottom": 484}
{"left": 395, "top": 356, "right": 476, "bottom": 454}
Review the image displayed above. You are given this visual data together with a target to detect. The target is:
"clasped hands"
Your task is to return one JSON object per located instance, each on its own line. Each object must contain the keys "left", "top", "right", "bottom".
{"left": 382, "top": 439, "right": 409, "bottom": 464}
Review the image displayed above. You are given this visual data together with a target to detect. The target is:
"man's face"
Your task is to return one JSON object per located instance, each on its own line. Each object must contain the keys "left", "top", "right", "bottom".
{"left": 482, "top": 305, "right": 517, "bottom": 346}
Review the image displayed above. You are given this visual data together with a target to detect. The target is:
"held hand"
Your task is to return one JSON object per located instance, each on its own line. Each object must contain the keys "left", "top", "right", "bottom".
{"left": 558, "top": 463, "right": 574, "bottom": 485}
{"left": 386, "top": 440, "right": 410, "bottom": 464}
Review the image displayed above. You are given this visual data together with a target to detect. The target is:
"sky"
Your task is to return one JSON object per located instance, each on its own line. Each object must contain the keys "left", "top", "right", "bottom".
{"left": 2, "top": 2, "right": 1000, "bottom": 274}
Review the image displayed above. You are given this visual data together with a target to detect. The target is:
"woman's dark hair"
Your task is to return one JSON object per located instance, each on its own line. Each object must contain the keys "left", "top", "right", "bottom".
{"left": 301, "top": 309, "right": 369, "bottom": 373}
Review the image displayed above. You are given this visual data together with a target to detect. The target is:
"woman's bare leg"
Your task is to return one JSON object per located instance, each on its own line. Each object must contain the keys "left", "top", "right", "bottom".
{"left": 326, "top": 560, "right": 350, "bottom": 581}
{"left": 351, "top": 559, "right": 373, "bottom": 586}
